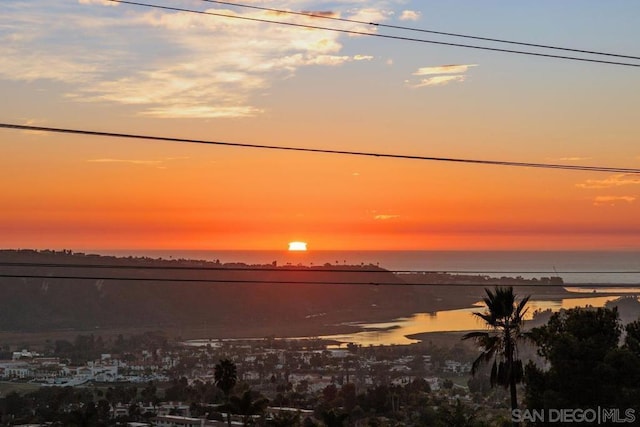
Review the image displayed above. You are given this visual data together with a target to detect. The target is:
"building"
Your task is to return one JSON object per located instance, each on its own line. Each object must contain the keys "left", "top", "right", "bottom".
{"left": 151, "top": 415, "right": 233, "bottom": 427}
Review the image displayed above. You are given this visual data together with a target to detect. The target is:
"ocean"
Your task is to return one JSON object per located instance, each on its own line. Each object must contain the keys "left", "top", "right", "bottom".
{"left": 90, "top": 250, "right": 640, "bottom": 284}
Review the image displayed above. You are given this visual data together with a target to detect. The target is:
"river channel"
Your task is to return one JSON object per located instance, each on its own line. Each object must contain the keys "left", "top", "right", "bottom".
{"left": 186, "top": 289, "right": 640, "bottom": 348}
{"left": 319, "top": 291, "right": 639, "bottom": 347}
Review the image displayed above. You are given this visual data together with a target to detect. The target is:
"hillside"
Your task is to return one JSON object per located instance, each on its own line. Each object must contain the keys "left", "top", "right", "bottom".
{"left": 0, "top": 250, "right": 567, "bottom": 338}
{"left": 0, "top": 250, "right": 427, "bottom": 336}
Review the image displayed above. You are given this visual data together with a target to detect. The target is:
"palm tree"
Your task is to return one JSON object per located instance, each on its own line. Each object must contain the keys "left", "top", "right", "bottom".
{"left": 229, "top": 389, "right": 269, "bottom": 426}
{"left": 462, "top": 286, "right": 530, "bottom": 424}
{"left": 215, "top": 359, "right": 238, "bottom": 427}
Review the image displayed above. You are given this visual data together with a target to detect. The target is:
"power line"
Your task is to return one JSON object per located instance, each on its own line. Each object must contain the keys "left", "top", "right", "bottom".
{"left": 1, "top": 261, "right": 639, "bottom": 275}
{"left": 202, "top": 0, "right": 640, "bottom": 61}
{"left": 104, "top": 0, "right": 640, "bottom": 68}
{"left": 0, "top": 261, "right": 392, "bottom": 274}
{"left": 1, "top": 273, "right": 637, "bottom": 287}
{"left": 3, "top": 123, "right": 640, "bottom": 174}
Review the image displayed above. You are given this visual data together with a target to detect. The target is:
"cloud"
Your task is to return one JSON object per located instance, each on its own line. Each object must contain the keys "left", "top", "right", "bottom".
{"left": 408, "top": 64, "right": 477, "bottom": 88}
{"left": 0, "top": 1, "right": 398, "bottom": 118}
{"left": 399, "top": 10, "right": 421, "bottom": 21}
{"left": 413, "top": 64, "right": 477, "bottom": 76}
{"left": 593, "top": 196, "right": 636, "bottom": 206}
{"left": 87, "top": 159, "right": 163, "bottom": 166}
{"left": 576, "top": 174, "right": 640, "bottom": 189}
{"left": 87, "top": 157, "right": 189, "bottom": 167}
{"left": 18, "top": 119, "right": 49, "bottom": 136}
{"left": 344, "top": 8, "right": 393, "bottom": 34}
{"left": 307, "top": 55, "right": 350, "bottom": 66}
{"left": 410, "top": 75, "right": 466, "bottom": 88}
{"left": 553, "top": 157, "right": 593, "bottom": 162}
{"left": 141, "top": 105, "right": 262, "bottom": 119}
{"left": 374, "top": 214, "right": 400, "bottom": 220}
{"left": 78, "top": 0, "right": 117, "bottom": 6}
{"left": 300, "top": 10, "right": 337, "bottom": 18}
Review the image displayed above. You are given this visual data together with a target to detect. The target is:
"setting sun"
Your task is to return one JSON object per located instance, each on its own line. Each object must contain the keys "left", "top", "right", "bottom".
{"left": 288, "top": 241, "right": 308, "bottom": 251}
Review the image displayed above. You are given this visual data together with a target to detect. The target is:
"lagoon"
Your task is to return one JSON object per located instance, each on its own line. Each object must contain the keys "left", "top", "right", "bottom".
{"left": 319, "top": 292, "right": 640, "bottom": 347}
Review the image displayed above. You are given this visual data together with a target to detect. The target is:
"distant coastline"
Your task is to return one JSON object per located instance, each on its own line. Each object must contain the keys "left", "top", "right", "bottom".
{"left": 0, "top": 249, "right": 637, "bottom": 346}
{"left": 83, "top": 248, "right": 640, "bottom": 285}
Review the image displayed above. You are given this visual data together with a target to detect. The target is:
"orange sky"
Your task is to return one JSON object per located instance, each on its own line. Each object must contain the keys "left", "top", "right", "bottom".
{"left": 1, "top": 1, "right": 639, "bottom": 251}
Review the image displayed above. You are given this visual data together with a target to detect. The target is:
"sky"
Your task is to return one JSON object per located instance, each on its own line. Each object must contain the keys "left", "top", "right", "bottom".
{"left": 1, "top": 0, "right": 639, "bottom": 251}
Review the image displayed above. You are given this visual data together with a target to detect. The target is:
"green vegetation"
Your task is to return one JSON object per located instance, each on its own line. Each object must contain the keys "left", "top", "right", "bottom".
{"left": 525, "top": 307, "right": 640, "bottom": 416}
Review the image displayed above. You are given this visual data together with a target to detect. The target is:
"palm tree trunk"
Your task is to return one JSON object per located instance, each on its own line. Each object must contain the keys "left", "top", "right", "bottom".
{"left": 510, "top": 370, "right": 519, "bottom": 427}
{"left": 506, "top": 332, "right": 519, "bottom": 427}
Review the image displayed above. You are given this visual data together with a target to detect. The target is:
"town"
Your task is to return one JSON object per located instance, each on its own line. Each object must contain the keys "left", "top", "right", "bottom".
{"left": 0, "top": 331, "right": 499, "bottom": 426}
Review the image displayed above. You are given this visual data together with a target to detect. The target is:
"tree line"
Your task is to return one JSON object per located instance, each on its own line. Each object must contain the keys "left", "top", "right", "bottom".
{"left": 464, "top": 286, "right": 640, "bottom": 427}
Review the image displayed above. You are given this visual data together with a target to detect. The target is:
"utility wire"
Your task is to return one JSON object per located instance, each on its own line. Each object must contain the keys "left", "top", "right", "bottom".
{"left": 105, "top": 0, "right": 640, "bottom": 68}
{"left": 3, "top": 123, "right": 640, "bottom": 174}
{"left": 1, "top": 261, "right": 638, "bottom": 275}
{"left": 1, "top": 273, "right": 637, "bottom": 287}
{"left": 202, "top": 0, "right": 640, "bottom": 61}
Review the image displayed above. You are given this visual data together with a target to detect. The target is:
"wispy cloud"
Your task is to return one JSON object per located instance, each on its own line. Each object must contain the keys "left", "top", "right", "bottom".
{"left": 410, "top": 75, "right": 466, "bottom": 88}
{"left": 87, "top": 159, "right": 163, "bottom": 166}
{"left": 78, "top": 0, "right": 117, "bottom": 6}
{"left": 299, "top": 10, "right": 337, "bottom": 18}
{"left": 576, "top": 174, "right": 640, "bottom": 189}
{"left": 374, "top": 214, "right": 400, "bottom": 220}
{"left": 19, "top": 119, "right": 48, "bottom": 136}
{"left": 0, "top": 1, "right": 403, "bottom": 118}
{"left": 407, "top": 64, "right": 477, "bottom": 88}
{"left": 593, "top": 196, "right": 636, "bottom": 206}
{"left": 87, "top": 157, "right": 189, "bottom": 167}
{"left": 399, "top": 10, "right": 421, "bottom": 21}
{"left": 413, "top": 64, "right": 477, "bottom": 76}
{"left": 548, "top": 156, "right": 593, "bottom": 162}
{"left": 141, "top": 105, "right": 262, "bottom": 119}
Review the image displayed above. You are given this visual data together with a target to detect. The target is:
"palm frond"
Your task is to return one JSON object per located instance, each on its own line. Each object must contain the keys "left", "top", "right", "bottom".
{"left": 471, "top": 345, "right": 497, "bottom": 375}
{"left": 462, "top": 331, "right": 489, "bottom": 341}
{"left": 515, "top": 295, "right": 531, "bottom": 318}
{"left": 472, "top": 311, "right": 497, "bottom": 327}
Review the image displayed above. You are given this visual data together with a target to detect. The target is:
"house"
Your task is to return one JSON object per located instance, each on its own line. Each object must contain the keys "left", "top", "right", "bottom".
{"left": 151, "top": 415, "right": 234, "bottom": 427}
{"left": 442, "top": 360, "right": 471, "bottom": 374}
{"left": 12, "top": 349, "right": 40, "bottom": 360}
{"left": 151, "top": 415, "right": 205, "bottom": 427}
{"left": 0, "top": 361, "right": 31, "bottom": 379}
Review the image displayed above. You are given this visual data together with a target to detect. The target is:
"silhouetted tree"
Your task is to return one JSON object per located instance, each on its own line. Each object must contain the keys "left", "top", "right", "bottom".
{"left": 229, "top": 389, "right": 269, "bottom": 426}
{"left": 462, "top": 286, "right": 530, "bottom": 424}
{"left": 440, "top": 399, "right": 478, "bottom": 427}
{"left": 320, "top": 408, "right": 348, "bottom": 427}
{"left": 524, "top": 307, "right": 640, "bottom": 413}
{"left": 215, "top": 358, "right": 238, "bottom": 427}
{"left": 269, "top": 409, "right": 301, "bottom": 427}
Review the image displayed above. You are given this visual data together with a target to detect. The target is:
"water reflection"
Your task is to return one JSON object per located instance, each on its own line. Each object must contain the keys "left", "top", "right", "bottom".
{"left": 322, "top": 294, "right": 638, "bottom": 347}
{"left": 566, "top": 287, "right": 640, "bottom": 294}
